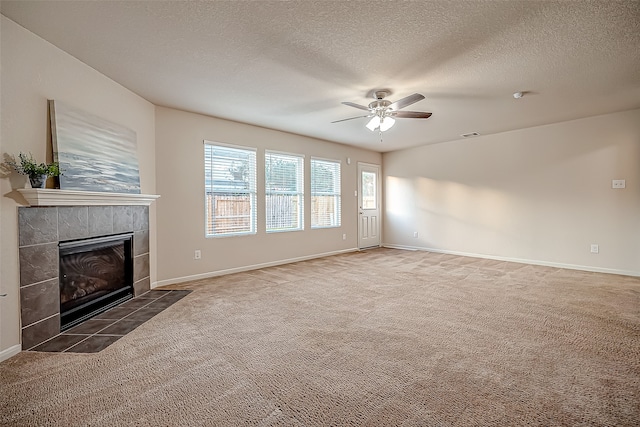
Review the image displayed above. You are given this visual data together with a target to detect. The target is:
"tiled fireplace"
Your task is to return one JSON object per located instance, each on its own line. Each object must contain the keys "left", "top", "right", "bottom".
{"left": 18, "top": 204, "right": 151, "bottom": 350}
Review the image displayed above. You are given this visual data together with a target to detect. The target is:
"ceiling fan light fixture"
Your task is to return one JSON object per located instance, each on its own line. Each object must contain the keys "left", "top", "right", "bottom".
{"left": 366, "top": 116, "right": 381, "bottom": 131}
{"left": 337, "top": 91, "right": 430, "bottom": 134}
{"left": 379, "top": 117, "right": 395, "bottom": 132}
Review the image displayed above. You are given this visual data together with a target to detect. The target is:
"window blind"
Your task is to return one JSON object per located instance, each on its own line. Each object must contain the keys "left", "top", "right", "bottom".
{"left": 204, "top": 143, "right": 257, "bottom": 236}
{"left": 265, "top": 151, "right": 304, "bottom": 232}
{"left": 311, "top": 158, "right": 341, "bottom": 228}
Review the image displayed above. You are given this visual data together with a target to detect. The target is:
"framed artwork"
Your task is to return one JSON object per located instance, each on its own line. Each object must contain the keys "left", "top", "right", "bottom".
{"left": 50, "top": 100, "right": 141, "bottom": 194}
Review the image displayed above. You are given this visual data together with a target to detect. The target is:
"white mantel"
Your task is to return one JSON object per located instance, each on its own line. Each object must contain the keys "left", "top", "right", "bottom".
{"left": 18, "top": 188, "right": 160, "bottom": 206}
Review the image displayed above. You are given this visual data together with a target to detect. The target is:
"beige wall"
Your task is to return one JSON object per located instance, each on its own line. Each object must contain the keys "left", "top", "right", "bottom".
{"left": 383, "top": 109, "right": 640, "bottom": 276}
{"left": 155, "top": 107, "right": 381, "bottom": 284}
{"left": 0, "top": 16, "right": 156, "bottom": 355}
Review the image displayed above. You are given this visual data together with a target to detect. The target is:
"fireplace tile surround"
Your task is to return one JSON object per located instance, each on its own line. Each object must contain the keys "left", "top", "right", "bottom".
{"left": 18, "top": 205, "right": 151, "bottom": 350}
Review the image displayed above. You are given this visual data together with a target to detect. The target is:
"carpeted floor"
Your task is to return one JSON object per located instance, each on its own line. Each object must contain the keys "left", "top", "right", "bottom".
{"left": 1, "top": 248, "right": 639, "bottom": 426}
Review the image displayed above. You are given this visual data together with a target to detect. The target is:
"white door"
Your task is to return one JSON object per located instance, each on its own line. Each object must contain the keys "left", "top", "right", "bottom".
{"left": 358, "top": 163, "right": 381, "bottom": 249}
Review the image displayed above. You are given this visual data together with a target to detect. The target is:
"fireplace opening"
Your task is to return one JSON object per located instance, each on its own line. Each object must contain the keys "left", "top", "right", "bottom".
{"left": 59, "top": 233, "right": 134, "bottom": 330}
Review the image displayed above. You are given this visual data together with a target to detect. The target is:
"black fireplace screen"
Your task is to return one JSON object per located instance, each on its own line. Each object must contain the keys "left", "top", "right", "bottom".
{"left": 59, "top": 233, "right": 133, "bottom": 329}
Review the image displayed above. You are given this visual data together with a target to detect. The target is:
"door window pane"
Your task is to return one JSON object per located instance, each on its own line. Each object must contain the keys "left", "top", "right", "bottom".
{"left": 362, "top": 171, "right": 377, "bottom": 209}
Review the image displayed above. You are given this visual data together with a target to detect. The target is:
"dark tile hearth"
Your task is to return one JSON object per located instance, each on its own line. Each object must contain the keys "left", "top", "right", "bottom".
{"left": 30, "top": 290, "right": 191, "bottom": 353}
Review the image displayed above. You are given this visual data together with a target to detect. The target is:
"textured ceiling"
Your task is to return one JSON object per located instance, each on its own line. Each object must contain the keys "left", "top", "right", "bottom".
{"left": 2, "top": 1, "right": 639, "bottom": 152}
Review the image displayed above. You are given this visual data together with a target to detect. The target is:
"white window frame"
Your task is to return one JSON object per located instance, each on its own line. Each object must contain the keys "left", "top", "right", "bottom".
{"left": 311, "top": 157, "right": 341, "bottom": 229}
{"left": 265, "top": 150, "right": 304, "bottom": 233}
{"left": 204, "top": 141, "right": 257, "bottom": 237}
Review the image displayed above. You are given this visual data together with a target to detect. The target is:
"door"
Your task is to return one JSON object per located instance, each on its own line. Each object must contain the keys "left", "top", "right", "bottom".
{"left": 358, "top": 163, "right": 381, "bottom": 249}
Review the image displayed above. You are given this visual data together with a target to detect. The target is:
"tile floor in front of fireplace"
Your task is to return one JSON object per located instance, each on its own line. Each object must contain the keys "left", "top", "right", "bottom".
{"left": 30, "top": 290, "right": 191, "bottom": 353}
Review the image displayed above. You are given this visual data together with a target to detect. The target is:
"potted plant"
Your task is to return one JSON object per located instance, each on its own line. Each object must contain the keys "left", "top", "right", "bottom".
{"left": 1, "top": 152, "right": 62, "bottom": 188}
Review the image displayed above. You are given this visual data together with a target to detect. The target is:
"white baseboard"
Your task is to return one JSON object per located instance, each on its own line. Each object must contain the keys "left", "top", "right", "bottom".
{"left": 0, "top": 344, "right": 21, "bottom": 363}
{"left": 154, "top": 248, "right": 359, "bottom": 287}
{"left": 383, "top": 244, "right": 640, "bottom": 277}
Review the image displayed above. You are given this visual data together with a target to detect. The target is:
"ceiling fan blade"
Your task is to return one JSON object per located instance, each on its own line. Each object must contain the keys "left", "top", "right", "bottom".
{"left": 392, "top": 111, "right": 432, "bottom": 119}
{"left": 331, "top": 114, "right": 372, "bottom": 123}
{"left": 388, "top": 93, "right": 425, "bottom": 110}
{"left": 342, "top": 101, "right": 371, "bottom": 111}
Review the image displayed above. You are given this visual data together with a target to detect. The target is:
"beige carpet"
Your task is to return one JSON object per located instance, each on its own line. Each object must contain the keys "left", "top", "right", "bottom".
{"left": 1, "top": 248, "right": 639, "bottom": 426}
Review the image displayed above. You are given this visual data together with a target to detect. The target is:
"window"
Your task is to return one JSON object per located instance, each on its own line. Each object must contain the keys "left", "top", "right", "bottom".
{"left": 361, "top": 171, "right": 377, "bottom": 209}
{"left": 311, "top": 158, "right": 341, "bottom": 228}
{"left": 265, "top": 151, "right": 304, "bottom": 232}
{"left": 204, "top": 142, "right": 256, "bottom": 236}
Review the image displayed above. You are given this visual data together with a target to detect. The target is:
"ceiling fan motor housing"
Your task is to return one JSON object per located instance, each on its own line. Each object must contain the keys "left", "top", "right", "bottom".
{"left": 369, "top": 99, "right": 392, "bottom": 111}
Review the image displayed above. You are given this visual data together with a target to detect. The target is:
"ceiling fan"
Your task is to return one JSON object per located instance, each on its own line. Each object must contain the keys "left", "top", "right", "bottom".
{"left": 332, "top": 90, "right": 432, "bottom": 132}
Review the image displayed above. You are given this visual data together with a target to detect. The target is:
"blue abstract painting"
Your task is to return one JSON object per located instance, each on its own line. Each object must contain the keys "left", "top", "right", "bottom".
{"left": 50, "top": 100, "right": 141, "bottom": 194}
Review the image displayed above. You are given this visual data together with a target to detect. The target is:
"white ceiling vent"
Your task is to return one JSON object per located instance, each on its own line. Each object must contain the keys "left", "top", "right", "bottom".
{"left": 461, "top": 132, "right": 480, "bottom": 138}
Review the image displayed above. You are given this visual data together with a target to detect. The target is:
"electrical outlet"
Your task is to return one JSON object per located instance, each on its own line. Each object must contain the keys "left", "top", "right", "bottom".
{"left": 342, "top": 234, "right": 346, "bottom": 240}
{"left": 413, "top": 231, "right": 418, "bottom": 238}
{"left": 590, "top": 244, "right": 599, "bottom": 254}
{"left": 612, "top": 180, "right": 626, "bottom": 189}
{"left": 194, "top": 250, "right": 201, "bottom": 260}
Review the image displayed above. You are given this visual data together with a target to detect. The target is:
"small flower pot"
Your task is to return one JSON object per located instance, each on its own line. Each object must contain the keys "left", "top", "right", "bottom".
{"left": 29, "top": 174, "right": 47, "bottom": 189}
